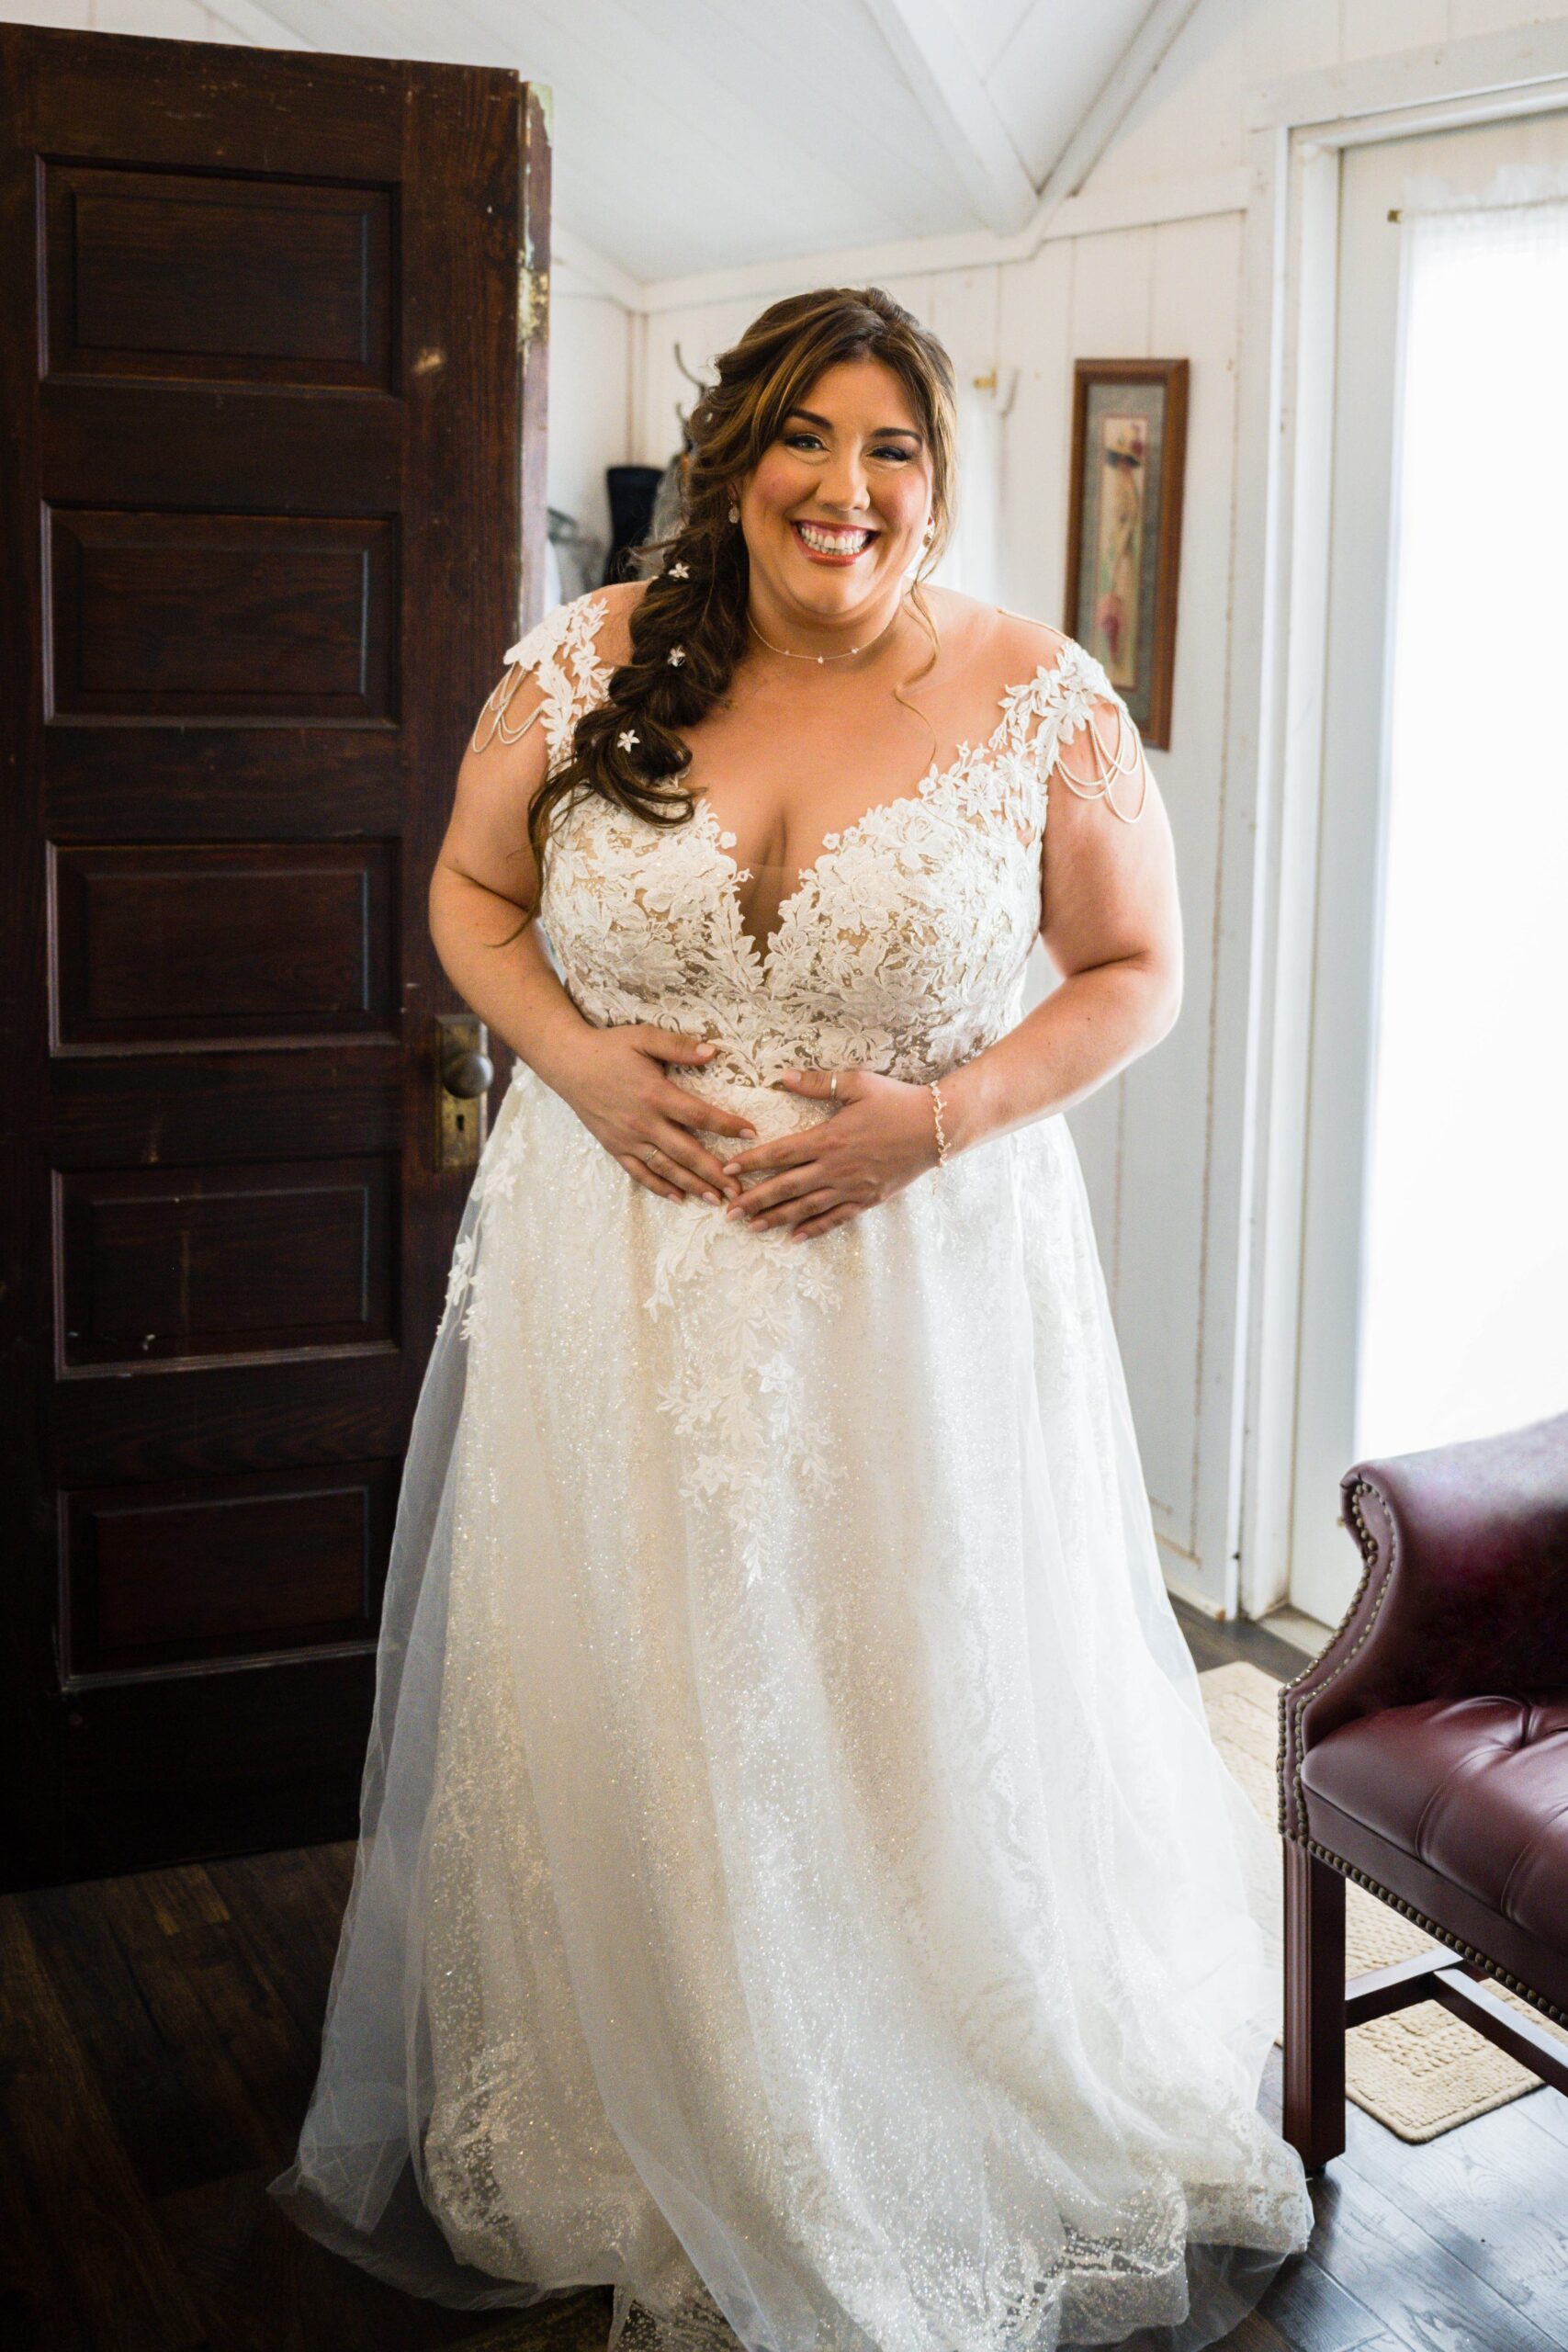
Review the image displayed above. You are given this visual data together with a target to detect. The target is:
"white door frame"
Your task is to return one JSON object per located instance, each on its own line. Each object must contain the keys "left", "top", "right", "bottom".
{"left": 1231, "top": 20, "right": 1568, "bottom": 1622}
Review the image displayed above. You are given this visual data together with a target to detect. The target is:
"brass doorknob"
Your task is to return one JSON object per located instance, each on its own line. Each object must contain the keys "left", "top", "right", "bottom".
{"left": 435, "top": 1013, "right": 492, "bottom": 1170}
{"left": 441, "top": 1043, "right": 493, "bottom": 1099}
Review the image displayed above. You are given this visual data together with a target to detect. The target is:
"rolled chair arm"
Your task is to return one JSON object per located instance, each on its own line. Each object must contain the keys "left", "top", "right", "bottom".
{"left": 1280, "top": 1407, "right": 1568, "bottom": 1839}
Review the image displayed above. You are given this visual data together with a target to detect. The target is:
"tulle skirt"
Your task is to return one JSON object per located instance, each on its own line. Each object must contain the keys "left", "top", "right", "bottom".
{"left": 268, "top": 1062, "right": 1314, "bottom": 2349}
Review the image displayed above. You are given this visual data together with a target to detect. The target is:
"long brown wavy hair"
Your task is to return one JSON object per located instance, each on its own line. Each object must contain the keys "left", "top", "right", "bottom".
{"left": 508, "top": 284, "right": 959, "bottom": 931}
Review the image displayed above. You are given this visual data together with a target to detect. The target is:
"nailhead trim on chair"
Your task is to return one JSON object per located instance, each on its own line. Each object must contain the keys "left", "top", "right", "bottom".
{"left": 1275, "top": 1478, "right": 1394, "bottom": 1839}
{"left": 1274, "top": 1477, "right": 1568, "bottom": 2034}
{"left": 1285, "top": 1831, "right": 1568, "bottom": 2032}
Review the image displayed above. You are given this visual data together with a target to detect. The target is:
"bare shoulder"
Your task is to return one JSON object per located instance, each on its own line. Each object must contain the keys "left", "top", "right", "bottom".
{"left": 986, "top": 601, "right": 1073, "bottom": 679}
{"left": 917, "top": 584, "right": 1071, "bottom": 686}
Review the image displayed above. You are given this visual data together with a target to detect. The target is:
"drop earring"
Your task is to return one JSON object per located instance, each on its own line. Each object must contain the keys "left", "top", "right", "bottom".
{"left": 728, "top": 501, "right": 740, "bottom": 524}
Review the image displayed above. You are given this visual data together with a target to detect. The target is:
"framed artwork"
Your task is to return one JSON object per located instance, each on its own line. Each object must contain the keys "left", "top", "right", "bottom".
{"left": 1063, "top": 358, "right": 1188, "bottom": 748}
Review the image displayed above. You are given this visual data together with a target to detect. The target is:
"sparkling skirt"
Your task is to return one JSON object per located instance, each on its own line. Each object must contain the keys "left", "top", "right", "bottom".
{"left": 269, "top": 1062, "right": 1314, "bottom": 2350}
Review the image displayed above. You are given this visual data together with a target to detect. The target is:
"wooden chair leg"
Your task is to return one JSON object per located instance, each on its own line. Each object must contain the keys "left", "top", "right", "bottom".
{"left": 1283, "top": 1838, "right": 1346, "bottom": 2168}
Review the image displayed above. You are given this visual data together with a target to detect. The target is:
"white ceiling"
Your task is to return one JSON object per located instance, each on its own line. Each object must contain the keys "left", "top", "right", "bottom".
{"left": 238, "top": 0, "right": 1162, "bottom": 285}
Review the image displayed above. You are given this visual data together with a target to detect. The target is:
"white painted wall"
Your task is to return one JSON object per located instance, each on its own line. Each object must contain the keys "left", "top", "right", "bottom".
{"left": 547, "top": 286, "right": 630, "bottom": 566}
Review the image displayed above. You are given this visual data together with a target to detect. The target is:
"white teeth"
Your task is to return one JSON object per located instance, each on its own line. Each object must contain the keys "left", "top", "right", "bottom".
{"left": 795, "top": 522, "right": 873, "bottom": 554}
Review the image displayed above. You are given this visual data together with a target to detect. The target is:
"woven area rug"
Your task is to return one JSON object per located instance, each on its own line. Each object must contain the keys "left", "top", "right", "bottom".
{"left": 1201, "top": 1657, "right": 1568, "bottom": 2141}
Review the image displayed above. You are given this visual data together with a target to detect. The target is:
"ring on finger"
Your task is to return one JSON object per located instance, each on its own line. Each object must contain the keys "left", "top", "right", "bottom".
{"left": 829, "top": 1070, "right": 839, "bottom": 1100}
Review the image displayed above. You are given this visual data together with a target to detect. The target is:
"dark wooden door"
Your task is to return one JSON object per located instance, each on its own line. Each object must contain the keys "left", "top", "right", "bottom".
{"left": 0, "top": 23, "right": 550, "bottom": 1886}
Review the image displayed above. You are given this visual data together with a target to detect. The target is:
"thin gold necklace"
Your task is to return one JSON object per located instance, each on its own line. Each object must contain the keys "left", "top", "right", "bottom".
{"left": 746, "top": 595, "right": 907, "bottom": 667}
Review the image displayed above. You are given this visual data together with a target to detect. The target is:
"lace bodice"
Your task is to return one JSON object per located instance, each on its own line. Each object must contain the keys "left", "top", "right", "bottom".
{"left": 491, "top": 591, "right": 1140, "bottom": 1088}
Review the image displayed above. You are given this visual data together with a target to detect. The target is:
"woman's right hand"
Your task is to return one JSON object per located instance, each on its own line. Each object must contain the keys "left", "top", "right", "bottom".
{"left": 561, "top": 1025, "right": 757, "bottom": 1205}
{"left": 431, "top": 600, "right": 753, "bottom": 1209}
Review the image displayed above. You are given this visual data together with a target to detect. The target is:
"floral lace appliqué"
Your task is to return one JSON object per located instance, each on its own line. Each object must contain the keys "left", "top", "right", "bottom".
{"left": 470, "top": 593, "right": 615, "bottom": 763}
{"left": 479, "top": 590, "right": 1143, "bottom": 1527}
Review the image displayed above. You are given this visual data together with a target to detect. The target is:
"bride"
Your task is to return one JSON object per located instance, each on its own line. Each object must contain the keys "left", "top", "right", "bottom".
{"left": 269, "top": 284, "right": 1314, "bottom": 2350}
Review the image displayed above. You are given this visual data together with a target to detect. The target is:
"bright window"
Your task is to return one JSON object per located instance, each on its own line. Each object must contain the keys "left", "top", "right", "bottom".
{"left": 1358, "top": 195, "right": 1568, "bottom": 1456}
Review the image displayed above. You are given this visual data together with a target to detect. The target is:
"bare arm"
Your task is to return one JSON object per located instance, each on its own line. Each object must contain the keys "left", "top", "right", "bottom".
{"left": 427, "top": 672, "right": 587, "bottom": 1099}
{"left": 938, "top": 691, "right": 1181, "bottom": 1156}
{"left": 429, "top": 608, "right": 756, "bottom": 1205}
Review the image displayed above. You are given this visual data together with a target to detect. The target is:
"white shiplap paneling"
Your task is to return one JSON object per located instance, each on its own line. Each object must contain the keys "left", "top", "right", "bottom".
{"left": 1038, "top": 220, "right": 1152, "bottom": 1327}
{"left": 1132, "top": 206, "right": 1244, "bottom": 1569}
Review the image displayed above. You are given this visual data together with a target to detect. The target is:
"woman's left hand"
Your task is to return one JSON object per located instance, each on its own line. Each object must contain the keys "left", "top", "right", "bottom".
{"left": 717, "top": 1068, "right": 939, "bottom": 1239}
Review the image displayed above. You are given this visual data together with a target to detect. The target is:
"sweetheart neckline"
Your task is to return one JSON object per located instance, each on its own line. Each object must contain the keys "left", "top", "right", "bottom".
{"left": 693, "top": 662, "right": 1055, "bottom": 984}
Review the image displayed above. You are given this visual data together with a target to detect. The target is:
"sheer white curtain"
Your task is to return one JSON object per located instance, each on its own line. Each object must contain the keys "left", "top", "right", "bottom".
{"left": 1358, "top": 188, "right": 1568, "bottom": 1456}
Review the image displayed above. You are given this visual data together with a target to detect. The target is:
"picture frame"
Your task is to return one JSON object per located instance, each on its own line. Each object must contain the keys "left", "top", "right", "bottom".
{"left": 1063, "top": 358, "right": 1189, "bottom": 749}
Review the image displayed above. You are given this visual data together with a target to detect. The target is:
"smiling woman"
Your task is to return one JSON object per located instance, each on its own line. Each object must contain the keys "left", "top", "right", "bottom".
{"left": 763, "top": 399, "right": 927, "bottom": 583}
{"left": 270, "top": 285, "right": 1314, "bottom": 2352}
{"left": 736, "top": 383, "right": 931, "bottom": 638}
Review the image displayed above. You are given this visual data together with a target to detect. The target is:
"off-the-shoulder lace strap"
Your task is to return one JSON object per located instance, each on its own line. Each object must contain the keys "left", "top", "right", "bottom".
{"left": 994, "top": 617, "right": 1149, "bottom": 826}
{"left": 468, "top": 590, "right": 613, "bottom": 767}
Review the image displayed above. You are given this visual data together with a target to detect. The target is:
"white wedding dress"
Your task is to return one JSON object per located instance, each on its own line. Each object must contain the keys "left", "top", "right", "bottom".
{"left": 269, "top": 589, "right": 1315, "bottom": 2350}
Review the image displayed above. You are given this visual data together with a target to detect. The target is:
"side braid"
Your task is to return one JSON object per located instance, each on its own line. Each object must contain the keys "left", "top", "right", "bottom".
{"left": 517, "top": 503, "right": 746, "bottom": 892}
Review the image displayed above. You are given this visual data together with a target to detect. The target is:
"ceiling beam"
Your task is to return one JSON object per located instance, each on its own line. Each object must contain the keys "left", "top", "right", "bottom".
{"left": 862, "top": 0, "right": 1039, "bottom": 236}
{"left": 1033, "top": 0, "right": 1208, "bottom": 214}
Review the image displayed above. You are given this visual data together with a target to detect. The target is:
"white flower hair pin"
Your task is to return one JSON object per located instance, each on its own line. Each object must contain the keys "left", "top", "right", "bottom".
{"left": 617, "top": 729, "right": 639, "bottom": 752}
{"left": 668, "top": 645, "right": 686, "bottom": 666}
{"left": 669, "top": 561, "right": 689, "bottom": 580}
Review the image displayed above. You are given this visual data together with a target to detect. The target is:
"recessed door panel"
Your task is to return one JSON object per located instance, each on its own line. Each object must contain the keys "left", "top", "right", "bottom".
{"left": 51, "top": 842, "right": 398, "bottom": 1048}
{"left": 61, "top": 1460, "right": 396, "bottom": 1678}
{"left": 42, "top": 162, "right": 396, "bottom": 390}
{"left": 54, "top": 1156, "right": 396, "bottom": 1369}
{"left": 46, "top": 507, "right": 399, "bottom": 721}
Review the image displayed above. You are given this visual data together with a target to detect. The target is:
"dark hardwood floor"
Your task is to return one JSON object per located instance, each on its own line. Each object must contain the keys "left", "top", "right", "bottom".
{"left": 4, "top": 1600, "right": 1565, "bottom": 2352}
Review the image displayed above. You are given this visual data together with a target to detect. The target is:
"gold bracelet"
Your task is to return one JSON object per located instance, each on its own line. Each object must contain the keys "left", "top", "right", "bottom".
{"left": 929, "top": 1080, "right": 950, "bottom": 1167}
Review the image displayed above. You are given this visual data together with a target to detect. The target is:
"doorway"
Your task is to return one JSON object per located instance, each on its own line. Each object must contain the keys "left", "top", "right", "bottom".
{"left": 0, "top": 20, "right": 545, "bottom": 1883}
{"left": 1288, "top": 109, "right": 1568, "bottom": 1623}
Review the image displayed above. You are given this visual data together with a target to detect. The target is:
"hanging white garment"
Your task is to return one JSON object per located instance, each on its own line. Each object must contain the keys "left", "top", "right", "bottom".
{"left": 269, "top": 589, "right": 1314, "bottom": 2351}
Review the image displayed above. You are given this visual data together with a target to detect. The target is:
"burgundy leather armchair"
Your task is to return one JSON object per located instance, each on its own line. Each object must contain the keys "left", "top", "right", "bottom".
{"left": 1278, "top": 1407, "right": 1568, "bottom": 2166}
